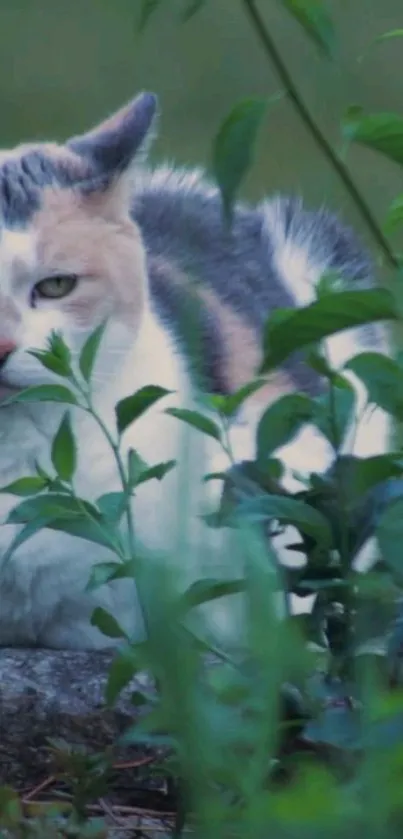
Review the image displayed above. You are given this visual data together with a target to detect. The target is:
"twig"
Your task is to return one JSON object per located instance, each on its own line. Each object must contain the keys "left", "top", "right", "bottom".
{"left": 112, "top": 756, "right": 157, "bottom": 771}
{"left": 86, "top": 803, "right": 177, "bottom": 818}
{"left": 23, "top": 775, "right": 55, "bottom": 802}
{"left": 99, "top": 796, "right": 124, "bottom": 826}
{"left": 242, "top": 0, "right": 399, "bottom": 270}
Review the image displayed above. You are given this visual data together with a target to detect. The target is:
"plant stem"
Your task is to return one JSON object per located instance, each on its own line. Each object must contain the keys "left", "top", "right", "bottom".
{"left": 72, "top": 375, "right": 136, "bottom": 558}
{"left": 80, "top": 396, "right": 152, "bottom": 635}
{"left": 85, "top": 402, "right": 136, "bottom": 555}
{"left": 67, "top": 483, "right": 127, "bottom": 561}
{"left": 242, "top": 0, "right": 399, "bottom": 270}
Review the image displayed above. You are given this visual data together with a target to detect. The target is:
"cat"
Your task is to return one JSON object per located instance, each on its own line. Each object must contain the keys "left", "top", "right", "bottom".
{"left": 0, "top": 91, "right": 389, "bottom": 649}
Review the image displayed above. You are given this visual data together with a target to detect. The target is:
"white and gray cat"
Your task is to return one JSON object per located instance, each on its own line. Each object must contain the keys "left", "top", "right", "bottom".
{"left": 0, "top": 92, "right": 389, "bottom": 648}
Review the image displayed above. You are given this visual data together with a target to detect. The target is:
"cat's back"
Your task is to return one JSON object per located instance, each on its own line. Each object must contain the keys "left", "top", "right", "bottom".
{"left": 132, "top": 165, "right": 374, "bottom": 397}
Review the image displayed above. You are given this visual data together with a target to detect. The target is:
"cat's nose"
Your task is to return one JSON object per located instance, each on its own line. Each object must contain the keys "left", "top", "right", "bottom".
{"left": 0, "top": 340, "right": 16, "bottom": 369}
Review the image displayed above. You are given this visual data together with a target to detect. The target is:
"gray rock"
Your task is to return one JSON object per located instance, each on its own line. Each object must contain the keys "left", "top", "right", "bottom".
{"left": 0, "top": 648, "right": 155, "bottom": 789}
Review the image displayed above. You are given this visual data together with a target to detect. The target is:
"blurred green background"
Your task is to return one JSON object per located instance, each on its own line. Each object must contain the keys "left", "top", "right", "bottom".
{"left": 1, "top": 1, "right": 403, "bottom": 255}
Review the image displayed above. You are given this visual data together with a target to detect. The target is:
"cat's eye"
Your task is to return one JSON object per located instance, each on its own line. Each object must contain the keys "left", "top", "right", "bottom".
{"left": 33, "top": 274, "right": 78, "bottom": 301}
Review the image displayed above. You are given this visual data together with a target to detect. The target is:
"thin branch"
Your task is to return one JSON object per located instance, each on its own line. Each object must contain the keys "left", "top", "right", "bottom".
{"left": 242, "top": 0, "right": 399, "bottom": 270}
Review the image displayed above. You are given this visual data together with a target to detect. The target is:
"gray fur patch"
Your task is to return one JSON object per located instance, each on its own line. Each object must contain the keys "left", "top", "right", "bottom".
{"left": 0, "top": 151, "right": 77, "bottom": 227}
{"left": 148, "top": 253, "right": 228, "bottom": 394}
{"left": 134, "top": 167, "right": 374, "bottom": 395}
{"left": 68, "top": 93, "right": 158, "bottom": 178}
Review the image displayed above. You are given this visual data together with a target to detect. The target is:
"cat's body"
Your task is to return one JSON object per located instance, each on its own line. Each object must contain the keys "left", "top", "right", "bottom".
{"left": 0, "top": 93, "right": 389, "bottom": 648}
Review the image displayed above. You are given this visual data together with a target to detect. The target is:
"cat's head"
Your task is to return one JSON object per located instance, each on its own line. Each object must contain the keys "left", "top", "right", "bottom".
{"left": 0, "top": 92, "right": 157, "bottom": 397}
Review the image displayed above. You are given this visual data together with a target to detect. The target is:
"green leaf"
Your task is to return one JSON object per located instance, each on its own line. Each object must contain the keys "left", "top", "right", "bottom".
{"left": 127, "top": 449, "right": 149, "bottom": 486}
{"left": 105, "top": 646, "right": 139, "bottom": 705}
{"left": 131, "top": 690, "right": 149, "bottom": 707}
{"left": 373, "top": 28, "right": 403, "bottom": 44}
{"left": 377, "top": 498, "right": 403, "bottom": 581}
{"left": 257, "top": 393, "right": 314, "bottom": 460}
{"left": 346, "top": 352, "right": 403, "bottom": 417}
{"left": 297, "top": 577, "right": 346, "bottom": 592}
{"left": 360, "top": 29, "right": 403, "bottom": 63}
{"left": 280, "top": 0, "right": 335, "bottom": 58}
{"left": 214, "top": 379, "right": 266, "bottom": 418}
{"left": 87, "top": 559, "right": 137, "bottom": 591}
{"left": 384, "top": 194, "right": 403, "bottom": 234}
{"left": 261, "top": 289, "right": 397, "bottom": 372}
{"left": 179, "top": 577, "right": 246, "bottom": 614}
{"left": 212, "top": 97, "right": 268, "bottom": 221}
{"left": 313, "top": 377, "right": 356, "bottom": 449}
{"left": 2, "top": 384, "right": 78, "bottom": 406}
{"left": 342, "top": 108, "right": 403, "bottom": 168}
{"left": 6, "top": 493, "right": 96, "bottom": 524}
{"left": 1, "top": 518, "right": 55, "bottom": 566}
{"left": 316, "top": 271, "right": 346, "bottom": 297}
{"left": 203, "top": 471, "right": 227, "bottom": 483}
{"left": 133, "top": 460, "right": 177, "bottom": 487}
{"left": 0, "top": 785, "right": 23, "bottom": 824}
{"left": 127, "top": 449, "right": 176, "bottom": 489}
{"left": 51, "top": 412, "right": 76, "bottom": 482}
{"left": 306, "top": 347, "right": 334, "bottom": 377}
{"left": 47, "top": 330, "right": 71, "bottom": 360}
{"left": 387, "top": 611, "right": 403, "bottom": 685}
{"left": 238, "top": 494, "right": 332, "bottom": 547}
{"left": 116, "top": 385, "right": 171, "bottom": 435}
{"left": 96, "top": 491, "right": 126, "bottom": 523}
{"left": 332, "top": 454, "right": 403, "bottom": 506}
{"left": 180, "top": 0, "right": 206, "bottom": 22}
{"left": 90, "top": 606, "right": 128, "bottom": 640}
{"left": 138, "top": 0, "right": 163, "bottom": 31}
{"left": 51, "top": 517, "right": 122, "bottom": 551}
{"left": 28, "top": 350, "right": 71, "bottom": 378}
{"left": 79, "top": 321, "right": 107, "bottom": 382}
{"left": 165, "top": 407, "right": 221, "bottom": 441}
{"left": 0, "top": 476, "right": 47, "bottom": 496}
{"left": 7, "top": 493, "right": 121, "bottom": 552}
{"left": 29, "top": 331, "right": 73, "bottom": 377}
{"left": 86, "top": 561, "right": 122, "bottom": 591}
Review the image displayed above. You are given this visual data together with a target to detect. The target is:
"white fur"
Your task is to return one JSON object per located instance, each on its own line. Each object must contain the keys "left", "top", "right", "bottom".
{"left": 260, "top": 197, "right": 389, "bottom": 483}
{"left": 0, "top": 229, "right": 242, "bottom": 647}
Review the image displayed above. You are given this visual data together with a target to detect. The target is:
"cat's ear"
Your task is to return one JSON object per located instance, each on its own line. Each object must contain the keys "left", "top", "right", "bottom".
{"left": 67, "top": 92, "right": 158, "bottom": 184}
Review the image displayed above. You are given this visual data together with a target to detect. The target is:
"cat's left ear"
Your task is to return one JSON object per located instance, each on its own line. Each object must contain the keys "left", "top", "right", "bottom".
{"left": 67, "top": 92, "right": 158, "bottom": 185}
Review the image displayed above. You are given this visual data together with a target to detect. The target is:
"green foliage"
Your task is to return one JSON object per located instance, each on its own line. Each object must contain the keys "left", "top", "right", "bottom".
{"left": 0, "top": 476, "right": 48, "bottom": 496}
{"left": 78, "top": 321, "right": 107, "bottom": 383}
{"left": 138, "top": 0, "right": 164, "bottom": 32}
{"left": 3, "top": 383, "right": 79, "bottom": 406}
{"left": 165, "top": 406, "right": 222, "bottom": 441}
{"left": 377, "top": 498, "right": 403, "bottom": 583}
{"left": 343, "top": 107, "right": 403, "bottom": 168}
{"left": 257, "top": 393, "right": 314, "bottom": 459}
{"left": 208, "top": 378, "right": 265, "bottom": 417}
{"left": 51, "top": 412, "right": 76, "bottom": 482}
{"left": 384, "top": 193, "right": 403, "bottom": 234}
{"left": 90, "top": 607, "right": 128, "bottom": 640}
{"left": 115, "top": 384, "right": 171, "bottom": 435}
{"left": 361, "top": 27, "right": 403, "bottom": 61}
{"left": 212, "top": 97, "right": 268, "bottom": 221}
{"left": 279, "top": 0, "right": 335, "bottom": 57}
{"left": 180, "top": 0, "right": 207, "bottom": 22}
{"left": 261, "top": 289, "right": 398, "bottom": 371}
{"left": 346, "top": 352, "right": 403, "bottom": 417}
{"left": 314, "top": 376, "right": 356, "bottom": 449}
{"left": 238, "top": 493, "right": 333, "bottom": 547}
